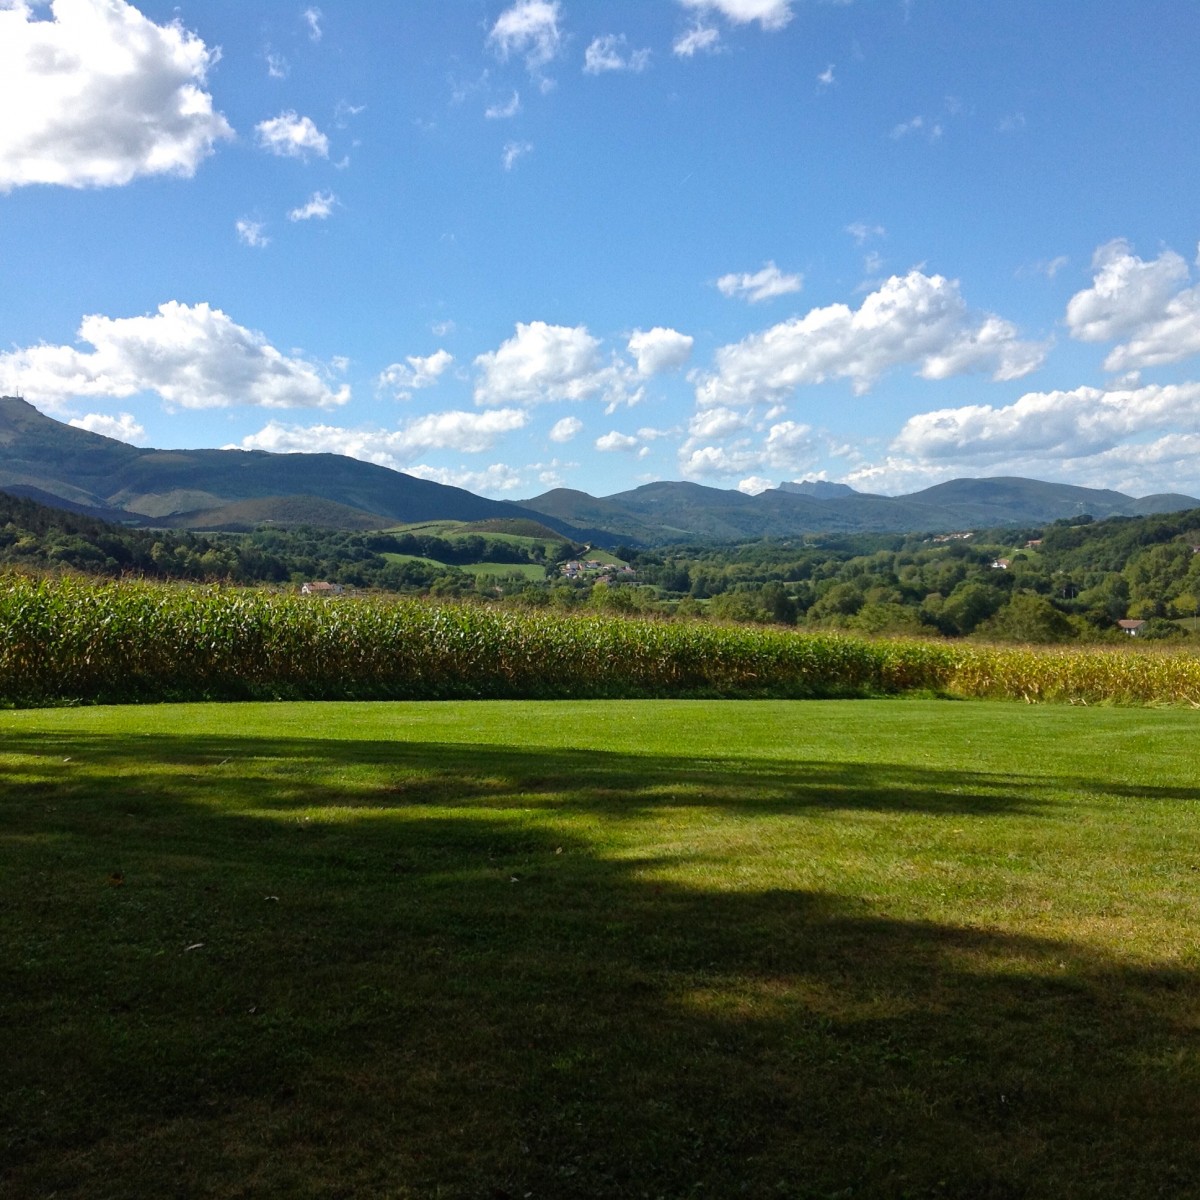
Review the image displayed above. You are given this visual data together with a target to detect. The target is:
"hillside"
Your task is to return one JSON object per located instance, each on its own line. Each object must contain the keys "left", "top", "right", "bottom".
{"left": 519, "top": 475, "right": 1200, "bottom": 542}
{"left": 0, "top": 396, "right": 592, "bottom": 538}
{"left": 4, "top": 395, "right": 1199, "bottom": 544}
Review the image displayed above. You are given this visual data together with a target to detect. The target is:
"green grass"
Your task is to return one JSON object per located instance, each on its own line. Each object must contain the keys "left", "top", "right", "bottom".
{"left": 379, "top": 551, "right": 445, "bottom": 567}
{"left": 4, "top": 698, "right": 1200, "bottom": 1198}
{"left": 461, "top": 561, "right": 547, "bottom": 581}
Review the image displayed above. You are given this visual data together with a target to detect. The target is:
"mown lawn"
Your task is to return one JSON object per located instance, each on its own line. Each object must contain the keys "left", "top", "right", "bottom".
{"left": 3, "top": 699, "right": 1200, "bottom": 1198}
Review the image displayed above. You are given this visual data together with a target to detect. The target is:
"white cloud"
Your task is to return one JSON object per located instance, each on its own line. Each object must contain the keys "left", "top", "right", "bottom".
{"left": 919, "top": 315, "right": 1048, "bottom": 383}
{"left": 687, "top": 406, "right": 749, "bottom": 440}
{"left": 717, "top": 261, "right": 804, "bottom": 303}
{"left": 627, "top": 327, "right": 693, "bottom": 375}
{"left": 266, "top": 51, "right": 289, "bottom": 79}
{"left": 893, "top": 381, "right": 1200, "bottom": 462}
{"left": 678, "top": 0, "right": 794, "bottom": 31}
{"left": 673, "top": 24, "right": 721, "bottom": 56}
{"left": 67, "top": 411, "right": 146, "bottom": 445}
{"left": 584, "top": 34, "right": 650, "bottom": 74}
{"left": 485, "top": 91, "right": 521, "bottom": 119}
{"left": 738, "top": 476, "right": 775, "bottom": 495}
{"left": 817, "top": 64, "right": 834, "bottom": 86}
{"left": 0, "top": 301, "right": 349, "bottom": 412}
{"left": 549, "top": 416, "right": 583, "bottom": 442}
{"left": 596, "top": 431, "right": 640, "bottom": 452}
{"left": 474, "top": 321, "right": 640, "bottom": 410}
{"left": 235, "top": 408, "right": 528, "bottom": 471}
{"left": 407, "top": 463, "right": 525, "bottom": 494}
{"left": 303, "top": 7, "right": 322, "bottom": 42}
{"left": 679, "top": 442, "right": 758, "bottom": 477}
{"left": 488, "top": 1, "right": 563, "bottom": 75}
{"left": 236, "top": 218, "right": 269, "bottom": 247}
{"left": 0, "top": 0, "right": 233, "bottom": 191}
{"left": 502, "top": 140, "right": 533, "bottom": 170}
{"left": 1066, "top": 239, "right": 1200, "bottom": 371}
{"left": 287, "top": 190, "right": 337, "bottom": 221}
{"left": 680, "top": 419, "right": 819, "bottom": 482}
{"left": 695, "top": 270, "right": 1046, "bottom": 406}
{"left": 431, "top": 319, "right": 456, "bottom": 337}
{"left": 256, "top": 111, "right": 329, "bottom": 159}
{"left": 378, "top": 350, "right": 454, "bottom": 399}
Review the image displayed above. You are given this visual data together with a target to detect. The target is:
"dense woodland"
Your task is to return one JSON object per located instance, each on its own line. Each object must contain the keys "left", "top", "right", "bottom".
{"left": 3, "top": 489, "right": 1200, "bottom": 642}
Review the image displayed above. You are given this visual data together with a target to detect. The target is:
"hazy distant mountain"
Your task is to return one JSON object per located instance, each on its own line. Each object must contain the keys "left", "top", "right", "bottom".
{"left": 519, "top": 475, "right": 1200, "bottom": 542}
{"left": 5, "top": 395, "right": 1199, "bottom": 544}
{"left": 776, "top": 480, "right": 860, "bottom": 499}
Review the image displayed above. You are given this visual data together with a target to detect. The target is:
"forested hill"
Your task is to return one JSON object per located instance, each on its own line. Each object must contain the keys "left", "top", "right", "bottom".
{"left": 0, "top": 490, "right": 576, "bottom": 593}
{"left": 5, "top": 395, "right": 1199, "bottom": 542}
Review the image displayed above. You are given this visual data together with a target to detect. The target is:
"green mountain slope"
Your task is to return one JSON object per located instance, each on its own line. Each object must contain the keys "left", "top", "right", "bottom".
{"left": 0, "top": 395, "right": 589, "bottom": 537}
{"left": 6, "top": 395, "right": 1200, "bottom": 543}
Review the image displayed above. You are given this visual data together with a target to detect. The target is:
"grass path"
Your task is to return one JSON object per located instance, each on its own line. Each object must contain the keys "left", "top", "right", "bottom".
{"left": 3, "top": 699, "right": 1200, "bottom": 1198}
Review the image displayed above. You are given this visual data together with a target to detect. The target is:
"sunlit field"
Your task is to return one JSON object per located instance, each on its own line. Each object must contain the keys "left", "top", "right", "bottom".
{"left": 4, "top": 699, "right": 1200, "bottom": 1198}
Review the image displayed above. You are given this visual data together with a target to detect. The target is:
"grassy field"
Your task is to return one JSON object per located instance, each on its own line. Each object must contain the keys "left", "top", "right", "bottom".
{"left": 4, "top": 698, "right": 1200, "bottom": 1198}
{"left": 461, "top": 561, "right": 548, "bottom": 582}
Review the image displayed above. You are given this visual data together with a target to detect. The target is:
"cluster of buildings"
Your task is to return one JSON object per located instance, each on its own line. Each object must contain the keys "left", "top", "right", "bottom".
{"left": 560, "top": 559, "right": 636, "bottom": 581}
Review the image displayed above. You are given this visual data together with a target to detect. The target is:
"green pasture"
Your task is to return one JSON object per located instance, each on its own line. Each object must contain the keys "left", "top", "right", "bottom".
{"left": 4, "top": 698, "right": 1200, "bottom": 1198}
{"left": 462, "top": 561, "right": 548, "bottom": 581}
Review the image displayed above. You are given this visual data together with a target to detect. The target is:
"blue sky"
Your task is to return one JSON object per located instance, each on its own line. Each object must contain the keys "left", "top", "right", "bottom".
{"left": 3, "top": 0, "right": 1200, "bottom": 500}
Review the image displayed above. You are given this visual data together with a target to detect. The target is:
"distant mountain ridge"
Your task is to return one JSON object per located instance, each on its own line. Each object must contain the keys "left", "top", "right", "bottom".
{"left": 3, "top": 395, "right": 1198, "bottom": 543}
{"left": 0, "top": 394, "right": 599, "bottom": 539}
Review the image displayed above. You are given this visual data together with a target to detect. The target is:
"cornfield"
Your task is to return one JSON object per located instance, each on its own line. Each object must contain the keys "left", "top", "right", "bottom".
{"left": 2, "top": 574, "right": 1199, "bottom": 707}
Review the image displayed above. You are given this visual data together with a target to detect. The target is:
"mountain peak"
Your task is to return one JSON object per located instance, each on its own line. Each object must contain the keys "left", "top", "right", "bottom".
{"left": 776, "top": 480, "right": 858, "bottom": 499}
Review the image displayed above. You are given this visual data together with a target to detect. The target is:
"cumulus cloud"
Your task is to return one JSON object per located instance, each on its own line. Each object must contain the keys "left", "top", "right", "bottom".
{"left": 68, "top": 411, "right": 146, "bottom": 445}
{"left": 672, "top": 24, "right": 721, "bottom": 56}
{"left": 0, "top": 301, "right": 349, "bottom": 412}
{"left": 378, "top": 350, "right": 454, "bottom": 399}
{"left": 717, "top": 261, "right": 803, "bottom": 303}
{"left": 407, "top": 463, "right": 525, "bottom": 493}
{"left": 236, "top": 218, "right": 269, "bottom": 247}
{"left": 892, "top": 381, "right": 1200, "bottom": 463}
{"left": 595, "top": 430, "right": 639, "bottom": 452}
{"left": 256, "top": 111, "right": 329, "bottom": 159}
{"left": 627, "top": 327, "right": 693, "bottom": 375}
{"left": 287, "top": 190, "right": 337, "bottom": 221}
{"left": 678, "top": 0, "right": 794, "bottom": 31}
{"left": 817, "top": 64, "right": 835, "bottom": 86}
{"left": 474, "top": 321, "right": 640, "bottom": 410}
{"left": 303, "top": 6, "right": 322, "bottom": 42}
{"left": 235, "top": 408, "right": 528, "bottom": 470}
{"left": 694, "top": 270, "right": 1046, "bottom": 406}
{"left": 584, "top": 34, "right": 650, "bottom": 74}
{"left": 687, "top": 406, "right": 749, "bottom": 440}
{"left": 680, "top": 418, "right": 819, "bottom": 482}
{"left": 0, "top": 0, "right": 233, "bottom": 191}
{"left": 488, "top": 1, "right": 563, "bottom": 76}
{"left": 549, "top": 415, "right": 583, "bottom": 442}
{"left": 738, "top": 476, "right": 775, "bottom": 495}
{"left": 1066, "top": 239, "right": 1200, "bottom": 371}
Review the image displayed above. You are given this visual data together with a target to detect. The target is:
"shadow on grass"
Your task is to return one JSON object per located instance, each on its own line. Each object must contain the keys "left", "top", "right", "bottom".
{"left": 3, "top": 731, "right": 1200, "bottom": 1198}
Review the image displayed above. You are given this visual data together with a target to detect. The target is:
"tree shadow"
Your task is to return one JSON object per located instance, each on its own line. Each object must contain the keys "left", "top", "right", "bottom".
{"left": 3, "top": 730, "right": 1200, "bottom": 1198}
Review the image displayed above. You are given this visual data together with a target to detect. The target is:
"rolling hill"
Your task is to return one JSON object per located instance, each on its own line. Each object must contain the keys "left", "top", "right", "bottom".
{"left": 4, "top": 394, "right": 1198, "bottom": 543}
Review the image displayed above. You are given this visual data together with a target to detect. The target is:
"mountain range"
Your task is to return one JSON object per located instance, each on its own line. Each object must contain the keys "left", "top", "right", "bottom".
{"left": 3, "top": 395, "right": 1198, "bottom": 544}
